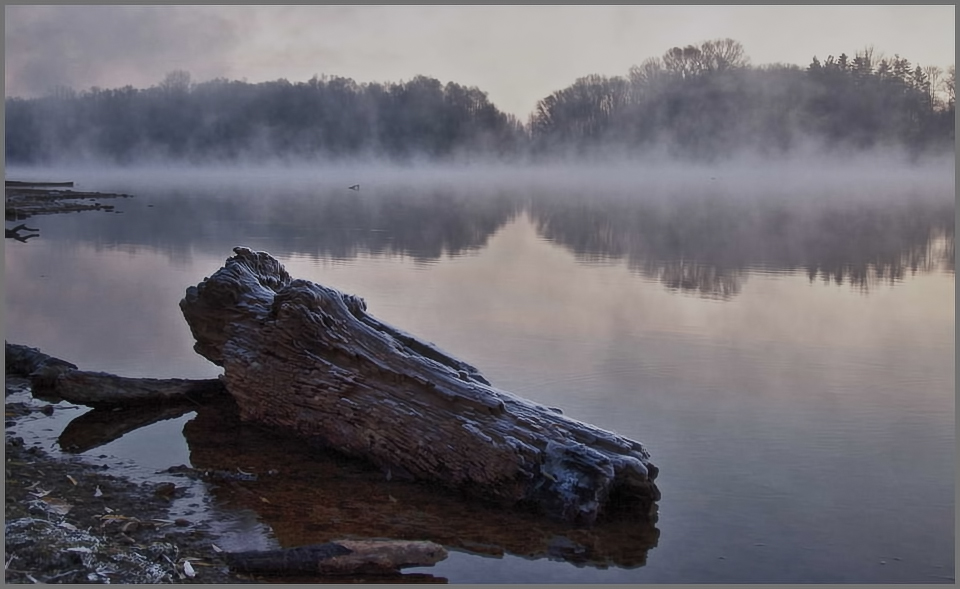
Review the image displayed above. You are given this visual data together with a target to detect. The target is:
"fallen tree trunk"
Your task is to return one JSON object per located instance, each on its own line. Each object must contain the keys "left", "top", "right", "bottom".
{"left": 5, "top": 342, "right": 226, "bottom": 408}
{"left": 52, "top": 371, "right": 225, "bottom": 409}
{"left": 225, "top": 539, "right": 447, "bottom": 576}
{"left": 180, "top": 247, "right": 660, "bottom": 525}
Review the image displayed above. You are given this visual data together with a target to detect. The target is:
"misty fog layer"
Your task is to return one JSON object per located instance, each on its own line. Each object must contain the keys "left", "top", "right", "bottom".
{"left": 7, "top": 160, "right": 952, "bottom": 300}
{"left": 4, "top": 39, "right": 954, "bottom": 165}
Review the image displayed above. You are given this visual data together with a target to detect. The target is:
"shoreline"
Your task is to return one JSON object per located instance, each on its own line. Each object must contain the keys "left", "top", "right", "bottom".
{"left": 4, "top": 180, "right": 133, "bottom": 221}
{"left": 4, "top": 380, "right": 250, "bottom": 584}
{"left": 3, "top": 184, "right": 249, "bottom": 583}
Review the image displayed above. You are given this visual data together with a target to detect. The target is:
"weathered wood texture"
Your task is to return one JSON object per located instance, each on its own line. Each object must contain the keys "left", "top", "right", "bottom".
{"left": 5, "top": 342, "right": 226, "bottom": 408}
{"left": 180, "top": 247, "right": 660, "bottom": 524}
{"left": 53, "top": 371, "right": 225, "bottom": 408}
{"left": 225, "top": 540, "right": 447, "bottom": 576}
{"left": 6, "top": 342, "right": 79, "bottom": 386}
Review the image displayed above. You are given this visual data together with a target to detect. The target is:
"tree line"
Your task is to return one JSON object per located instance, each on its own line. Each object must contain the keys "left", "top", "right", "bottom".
{"left": 529, "top": 40, "right": 954, "bottom": 159}
{"left": 5, "top": 39, "right": 954, "bottom": 164}
{"left": 5, "top": 73, "right": 526, "bottom": 164}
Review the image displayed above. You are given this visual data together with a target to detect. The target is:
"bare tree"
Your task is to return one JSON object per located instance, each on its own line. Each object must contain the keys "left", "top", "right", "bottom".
{"left": 700, "top": 38, "right": 748, "bottom": 72}
{"left": 628, "top": 57, "right": 666, "bottom": 102}
{"left": 662, "top": 45, "right": 704, "bottom": 78}
{"left": 945, "top": 65, "right": 956, "bottom": 108}
{"left": 158, "top": 69, "right": 192, "bottom": 94}
{"left": 924, "top": 65, "right": 944, "bottom": 108}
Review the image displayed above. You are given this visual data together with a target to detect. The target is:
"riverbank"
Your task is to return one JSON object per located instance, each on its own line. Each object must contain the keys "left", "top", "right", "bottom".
{"left": 4, "top": 182, "right": 245, "bottom": 583}
{"left": 4, "top": 377, "right": 251, "bottom": 584}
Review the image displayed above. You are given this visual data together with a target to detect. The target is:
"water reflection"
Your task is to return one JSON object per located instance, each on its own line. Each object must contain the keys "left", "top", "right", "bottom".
{"left": 186, "top": 398, "right": 659, "bottom": 570}
{"left": 29, "top": 184, "right": 522, "bottom": 266}
{"left": 529, "top": 192, "right": 954, "bottom": 298}
{"left": 56, "top": 397, "right": 659, "bottom": 571}
{"left": 6, "top": 170, "right": 954, "bottom": 583}
{"left": 22, "top": 179, "right": 952, "bottom": 300}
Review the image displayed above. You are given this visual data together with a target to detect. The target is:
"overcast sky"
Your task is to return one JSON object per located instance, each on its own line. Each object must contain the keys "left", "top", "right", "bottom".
{"left": 5, "top": 5, "right": 956, "bottom": 119}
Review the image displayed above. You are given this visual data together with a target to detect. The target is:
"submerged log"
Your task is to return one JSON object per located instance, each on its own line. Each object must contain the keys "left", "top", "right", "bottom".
{"left": 180, "top": 247, "right": 660, "bottom": 524}
{"left": 225, "top": 539, "right": 447, "bottom": 576}
{"left": 5, "top": 342, "right": 226, "bottom": 408}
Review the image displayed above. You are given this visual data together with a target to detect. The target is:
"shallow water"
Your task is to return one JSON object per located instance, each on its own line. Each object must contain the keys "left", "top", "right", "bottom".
{"left": 4, "top": 164, "right": 954, "bottom": 583}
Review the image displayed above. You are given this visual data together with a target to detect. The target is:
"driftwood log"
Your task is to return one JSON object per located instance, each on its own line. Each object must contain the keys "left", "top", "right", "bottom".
{"left": 180, "top": 247, "right": 660, "bottom": 524}
{"left": 183, "top": 396, "right": 660, "bottom": 569}
{"left": 5, "top": 342, "right": 226, "bottom": 408}
{"left": 225, "top": 540, "right": 447, "bottom": 576}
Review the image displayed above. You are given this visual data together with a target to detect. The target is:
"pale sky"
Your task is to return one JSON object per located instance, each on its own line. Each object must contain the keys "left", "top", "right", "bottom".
{"left": 4, "top": 5, "right": 956, "bottom": 119}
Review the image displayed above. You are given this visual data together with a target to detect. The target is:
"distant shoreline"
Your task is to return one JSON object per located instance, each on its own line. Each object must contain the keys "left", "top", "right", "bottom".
{"left": 4, "top": 181, "right": 132, "bottom": 221}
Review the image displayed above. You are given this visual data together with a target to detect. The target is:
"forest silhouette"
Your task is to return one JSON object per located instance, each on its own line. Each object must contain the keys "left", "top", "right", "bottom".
{"left": 5, "top": 39, "right": 955, "bottom": 164}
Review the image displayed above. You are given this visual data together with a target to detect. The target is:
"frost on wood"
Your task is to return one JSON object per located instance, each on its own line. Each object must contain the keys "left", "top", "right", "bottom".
{"left": 180, "top": 247, "right": 660, "bottom": 524}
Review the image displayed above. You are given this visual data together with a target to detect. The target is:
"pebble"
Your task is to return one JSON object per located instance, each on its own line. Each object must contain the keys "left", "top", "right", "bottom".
{"left": 175, "top": 518, "right": 191, "bottom": 527}
{"left": 154, "top": 482, "right": 177, "bottom": 498}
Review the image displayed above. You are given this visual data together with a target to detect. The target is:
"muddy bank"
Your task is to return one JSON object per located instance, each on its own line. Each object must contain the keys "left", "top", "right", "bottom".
{"left": 5, "top": 378, "right": 453, "bottom": 584}
{"left": 4, "top": 375, "right": 251, "bottom": 584}
{"left": 5, "top": 432, "right": 246, "bottom": 582}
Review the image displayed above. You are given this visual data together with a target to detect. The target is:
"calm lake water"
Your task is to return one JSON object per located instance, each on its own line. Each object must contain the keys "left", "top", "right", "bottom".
{"left": 4, "top": 162, "right": 955, "bottom": 583}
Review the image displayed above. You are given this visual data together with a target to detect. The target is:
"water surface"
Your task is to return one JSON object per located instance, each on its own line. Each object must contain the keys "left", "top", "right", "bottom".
{"left": 4, "top": 164, "right": 954, "bottom": 583}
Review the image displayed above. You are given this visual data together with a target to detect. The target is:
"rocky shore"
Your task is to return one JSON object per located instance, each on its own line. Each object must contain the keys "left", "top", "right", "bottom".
{"left": 4, "top": 393, "right": 248, "bottom": 583}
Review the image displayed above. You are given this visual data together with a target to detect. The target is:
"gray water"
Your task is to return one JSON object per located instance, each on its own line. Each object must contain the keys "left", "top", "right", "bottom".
{"left": 4, "top": 163, "right": 955, "bottom": 583}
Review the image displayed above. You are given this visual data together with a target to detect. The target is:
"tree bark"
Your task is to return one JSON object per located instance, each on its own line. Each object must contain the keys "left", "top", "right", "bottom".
{"left": 180, "top": 247, "right": 660, "bottom": 525}
{"left": 53, "top": 371, "right": 225, "bottom": 409}
{"left": 224, "top": 540, "right": 447, "bottom": 576}
{"left": 5, "top": 342, "right": 226, "bottom": 408}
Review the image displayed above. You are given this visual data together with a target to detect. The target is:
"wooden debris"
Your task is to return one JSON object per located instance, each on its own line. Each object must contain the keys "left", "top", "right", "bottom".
{"left": 52, "top": 371, "right": 225, "bottom": 409}
{"left": 180, "top": 247, "right": 660, "bottom": 524}
{"left": 5, "top": 223, "right": 40, "bottom": 242}
{"left": 5, "top": 342, "right": 227, "bottom": 408}
{"left": 225, "top": 539, "right": 447, "bottom": 576}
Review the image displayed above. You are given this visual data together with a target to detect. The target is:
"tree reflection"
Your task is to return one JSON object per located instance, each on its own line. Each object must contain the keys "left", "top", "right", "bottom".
{"left": 39, "top": 180, "right": 952, "bottom": 300}
{"left": 530, "top": 191, "right": 953, "bottom": 299}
